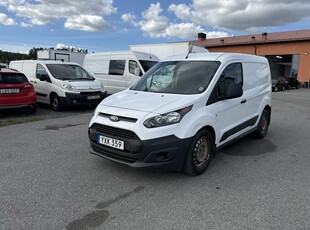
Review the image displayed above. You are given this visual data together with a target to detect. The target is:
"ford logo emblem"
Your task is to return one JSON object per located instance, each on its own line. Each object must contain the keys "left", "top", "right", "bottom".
{"left": 109, "top": 115, "right": 119, "bottom": 122}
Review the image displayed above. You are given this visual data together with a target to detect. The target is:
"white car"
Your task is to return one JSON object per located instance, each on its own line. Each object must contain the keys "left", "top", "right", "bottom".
{"left": 88, "top": 52, "right": 272, "bottom": 175}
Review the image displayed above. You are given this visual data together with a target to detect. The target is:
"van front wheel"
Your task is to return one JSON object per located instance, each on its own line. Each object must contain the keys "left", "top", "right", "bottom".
{"left": 183, "top": 129, "right": 214, "bottom": 176}
{"left": 254, "top": 109, "right": 270, "bottom": 139}
{"left": 51, "top": 94, "right": 63, "bottom": 111}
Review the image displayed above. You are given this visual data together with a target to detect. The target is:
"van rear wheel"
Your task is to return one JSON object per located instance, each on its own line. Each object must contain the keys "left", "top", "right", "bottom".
{"left": 182, "top": 129, "right": 214, "bottom": 176}
{"left": 51, "top": 94, "right": 63, "bottom": 111}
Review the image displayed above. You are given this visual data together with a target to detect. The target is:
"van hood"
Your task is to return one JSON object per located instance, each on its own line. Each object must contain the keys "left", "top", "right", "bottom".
{"left": 101, "top": 90, "right": 193, "bottom": 113}
{"left": 65, "top": 79, "right": 102, "bottom": 91}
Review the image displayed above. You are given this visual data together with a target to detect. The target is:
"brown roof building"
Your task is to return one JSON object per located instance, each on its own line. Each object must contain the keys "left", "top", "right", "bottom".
{"left": 193, "top": 29, "right": 310, "bottom": 85}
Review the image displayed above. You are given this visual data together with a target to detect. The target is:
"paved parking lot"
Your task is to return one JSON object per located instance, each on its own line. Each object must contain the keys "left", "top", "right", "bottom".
{"left": 0, "top": 104, "right": 95, "bottom": 126}
{"left": 0, "top": 89, "right": 310, "bottom": 230}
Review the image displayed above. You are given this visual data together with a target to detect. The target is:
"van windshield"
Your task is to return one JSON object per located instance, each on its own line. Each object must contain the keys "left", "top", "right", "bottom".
{"left": 131, "top": 61, "right": 220, "bottom": 94}
{"left": 46, "top": 64, "right": 94, "bottom": 81}
{"left": 139, "top": 60, "right": 158, "bottom": 72}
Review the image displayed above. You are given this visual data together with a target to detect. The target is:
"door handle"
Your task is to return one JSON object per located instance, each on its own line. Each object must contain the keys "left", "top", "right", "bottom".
{"left": 241, "top": 99, "right": 247, "bottom": 104}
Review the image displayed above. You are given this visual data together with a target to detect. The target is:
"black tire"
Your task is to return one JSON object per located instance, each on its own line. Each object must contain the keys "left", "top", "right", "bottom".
{"left": 182, "top": 129, "right": 215, "bottom": 176}
{"left": 26, "top": 103, "right": 37, "bottom": 114}
{"left": 254, "top": 109, "right": 270, "bottom": 139}
{"left": 51, "top": 94, "right": 63, "bottom": 111}
{"left": 274, "top": 86, "right": 278, "bottom": 92}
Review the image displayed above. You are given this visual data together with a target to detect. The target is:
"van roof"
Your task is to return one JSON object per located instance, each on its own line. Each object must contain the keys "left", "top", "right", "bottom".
{"left": 10, "top": 60, "right": 80, "bottom": 65}
{"left": 84, "top": 50, "right": 159, "bottom": 61}
{"left": 163, "top": 52, "right": 268, "bottom": 63}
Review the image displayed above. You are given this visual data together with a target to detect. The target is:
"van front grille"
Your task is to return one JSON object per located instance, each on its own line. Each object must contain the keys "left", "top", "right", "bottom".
{"left": 98, "top": 113, "right": 137, "bottom": 123}
{"left": 80, "top": 91, "right": 101, "bottom": 95}
{"left": 92, "top": 123, "right": 138, "bottom": 139}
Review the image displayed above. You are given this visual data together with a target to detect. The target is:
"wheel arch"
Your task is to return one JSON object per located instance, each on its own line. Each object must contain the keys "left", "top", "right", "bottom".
{"left": 262, "top": 104, "right": 271, "bottom": 125}
{"left": 200, "top": 125, "right": 216, "bottom": 144}
{"left": 192, "top": 125, "right": 216, "bottom": 151}
{"left": 49, "top": 91, "right": 58, "bottom": 102}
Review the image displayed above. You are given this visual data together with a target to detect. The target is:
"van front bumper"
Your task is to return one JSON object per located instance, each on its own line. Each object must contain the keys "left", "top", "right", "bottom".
{"left": 63, "top": 91, "right": 107, "bottom": 106}
{"left": 88, "top": 124, "right": 191, "bottom": 171}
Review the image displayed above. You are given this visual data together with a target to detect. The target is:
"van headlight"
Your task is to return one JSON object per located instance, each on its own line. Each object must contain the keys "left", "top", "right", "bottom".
{"left": 99, "top": 81, "right": 104, "bottom": 91}
{"left": 61, "top": 82, "right": 76, "bottom": 91}
{"left": 143, "top": 105, "right": 192, "bottom": 128}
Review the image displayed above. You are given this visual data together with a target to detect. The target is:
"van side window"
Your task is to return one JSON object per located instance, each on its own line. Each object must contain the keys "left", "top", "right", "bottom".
{"left": 216, "top": 63, "right": 243, "bottom": 97}
{"left": 129, "top": 60, "right": 142, "bottom": 76}
{"left": 36, "top": 64, "right": 50, "bottom": 82}
{"left": 109, "top": 60, "right": 125, "bottom": 75}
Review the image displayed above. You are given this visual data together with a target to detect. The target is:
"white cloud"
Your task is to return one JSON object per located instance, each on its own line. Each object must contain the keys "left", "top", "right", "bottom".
{"left": 165, "top": 23, "right": 204, "bottom": 39}
{"left": 20, "top": 22, "right": 33, "bottom": 27}
{"left": 168, "top": 4, "right": 191, "bottom": 21}
{"left": 3, "top": 0, "right": 310, "bottom": 39}
{"left": 64, "top": 15, "right": 112, "bottom": 32}
{"left": 191, "top": 0, "right": 310, "bottom": 31}
{"left": 2, "top": 0, "right": 117, "bottom": 31}
{"left": 123, "top": 0, "right": 310, "bottom": 39}
{"left": 139, "top": 3, "right": 169, "bottom": 38}
{"left": 130, "top": 2, "right": 228, "bottom": 39}
{"left": 0, "top": 13, "right": 16, "bottom": 25}
{"left": 121, "top": 13, "right": 138, "bottom": 26}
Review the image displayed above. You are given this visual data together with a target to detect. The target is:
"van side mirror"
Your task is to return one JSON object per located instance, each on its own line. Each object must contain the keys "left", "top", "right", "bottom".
{"left": 134, "top": 67, "right": 141, "bottom": 76}
{"left": 226, "top": 83, "right": 243, "bottom": 99}
{"left": 37, "top": 73, "right": 49, "bottom": 81}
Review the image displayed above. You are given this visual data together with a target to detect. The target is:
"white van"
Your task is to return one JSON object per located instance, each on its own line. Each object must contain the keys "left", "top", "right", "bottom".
{"left": 9, "top": 60, "right": 107, "bottom": 111}
{"left": 83, "top": 51, "right": 159, "bottom": 95}
{"left": 88, "top": 53, "right": 272, "bottom": 175}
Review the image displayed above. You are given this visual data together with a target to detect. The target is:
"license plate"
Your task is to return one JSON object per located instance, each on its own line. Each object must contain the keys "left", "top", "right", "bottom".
{"left": 0, "top": 88, "right": 19, "bottom": 94}
{"left": 87, "top": 95, "right": 100, "bottom": 100}
{"left": 98, "top": 135, "right": 124, "bottom": 150}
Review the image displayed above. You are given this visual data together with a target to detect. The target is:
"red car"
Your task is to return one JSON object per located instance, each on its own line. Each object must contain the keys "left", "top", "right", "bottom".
{"left": 0, "top": 68, "right": 37, "bottom": 113}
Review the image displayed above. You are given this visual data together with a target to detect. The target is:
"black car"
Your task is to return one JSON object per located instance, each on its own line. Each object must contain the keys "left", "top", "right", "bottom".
{"left": 284, "top": 77, "right": 300, "bottom": 89}
{"left": 272, "top": 78, "right": 285, "bottom": 92}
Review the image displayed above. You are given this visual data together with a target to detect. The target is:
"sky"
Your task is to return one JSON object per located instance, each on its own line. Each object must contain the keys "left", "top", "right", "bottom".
{"left": 0, "top": 0, "right": 310, "bottom": 54}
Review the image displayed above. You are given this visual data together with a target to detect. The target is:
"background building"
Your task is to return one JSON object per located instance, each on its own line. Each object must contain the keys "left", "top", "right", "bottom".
{"left": 194, "top": 30, "right": 310, "bottom": 86}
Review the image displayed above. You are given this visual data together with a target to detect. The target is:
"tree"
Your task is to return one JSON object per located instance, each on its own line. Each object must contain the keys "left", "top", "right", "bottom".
{"left": 0, "top": 48, "right": 43, "bottom": 64}
{"left": 28, "top": 47, "right": 44, "bottom": 60}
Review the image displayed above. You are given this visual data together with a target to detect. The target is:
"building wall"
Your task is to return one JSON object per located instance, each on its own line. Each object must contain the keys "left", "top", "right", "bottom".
{"left": 206, "top": 41, "right": 310, "bottom": 83}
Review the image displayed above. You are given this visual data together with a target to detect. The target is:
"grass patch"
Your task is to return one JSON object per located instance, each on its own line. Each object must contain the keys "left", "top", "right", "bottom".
{"left": 0, "top": 116, "right": 43, "bottom": 127}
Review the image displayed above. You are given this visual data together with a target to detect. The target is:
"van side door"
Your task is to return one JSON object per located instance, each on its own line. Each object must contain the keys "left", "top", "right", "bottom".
{"left": 34, "top": 64, "right": 52, "bottom": 103}
{"left": 242, "top": 62, "right": 271, "bottom": 122}
{"left": 208, "top": 63, "right": 255, "bottom": 145}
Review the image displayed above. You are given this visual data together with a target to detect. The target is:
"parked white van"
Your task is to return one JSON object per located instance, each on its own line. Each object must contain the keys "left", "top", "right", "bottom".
{"left": 88, "top": 53, "right": 272, "bottom": 175}
{"left": 9, "top": 60, "right": 107, "bottom": 111}
{"left": 83, "top": 51, "right": 159, "bottom": 95}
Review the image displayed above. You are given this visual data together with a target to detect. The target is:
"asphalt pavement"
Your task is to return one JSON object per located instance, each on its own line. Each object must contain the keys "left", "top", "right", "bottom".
{"left": 0, "top": 89, "right": 309, "bottom": 230}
